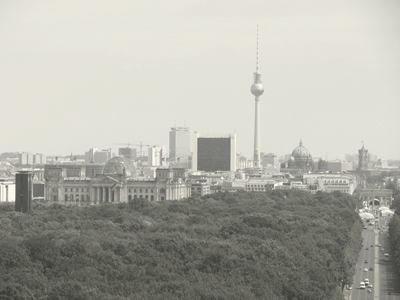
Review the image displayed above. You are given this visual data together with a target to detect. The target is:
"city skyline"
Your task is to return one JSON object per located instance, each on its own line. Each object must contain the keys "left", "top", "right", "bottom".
{"left": 1, "top": 1, "right": 399, "bottom": 159}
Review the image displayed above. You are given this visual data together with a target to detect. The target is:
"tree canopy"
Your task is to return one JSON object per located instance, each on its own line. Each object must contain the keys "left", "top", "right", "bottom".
{"left": 0, "top": 190, "right": 362, "bottom": 300}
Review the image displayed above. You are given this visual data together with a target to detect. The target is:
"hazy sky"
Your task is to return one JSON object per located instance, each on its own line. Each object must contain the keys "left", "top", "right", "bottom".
{"left": 1, "top": 0, "right": 399, "bottom": 160}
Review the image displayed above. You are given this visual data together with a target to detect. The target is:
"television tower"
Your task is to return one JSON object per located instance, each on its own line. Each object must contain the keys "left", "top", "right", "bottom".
{"left": 250, "top": 25, "right": 264, "bottom": 168}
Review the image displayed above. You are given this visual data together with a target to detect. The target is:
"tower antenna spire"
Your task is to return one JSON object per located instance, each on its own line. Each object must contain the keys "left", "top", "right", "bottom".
{"left": 256, "top": 24, "right": 259, "bottom": 73}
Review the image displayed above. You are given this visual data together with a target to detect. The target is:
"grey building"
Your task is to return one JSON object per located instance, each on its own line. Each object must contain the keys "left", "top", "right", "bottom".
{"left": 193, "top": 133, "right": 236, "bottom": 172}
{"left": 169, "top": 127, "right": 191, "bottom": 162}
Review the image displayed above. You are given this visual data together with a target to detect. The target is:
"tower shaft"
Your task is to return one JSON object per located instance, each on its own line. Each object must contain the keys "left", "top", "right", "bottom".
{"left": 253, "top": 97, "right": 260, "bottom": 167}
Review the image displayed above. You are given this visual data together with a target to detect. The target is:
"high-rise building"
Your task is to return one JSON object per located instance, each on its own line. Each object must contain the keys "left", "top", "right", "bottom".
{"left": 148, "top": 146, "right": 163, "bottom": 167}
{"left": 169, "top": 127, "right": 191, "bottom": 165}
{"left": 119, "top": 147, "right": 137, "bottom": 160}
{"left": 15, "top": 172, "right": 32, "bottom": 212}
{"left": 85, "top": 148, "right": 98, "bottom": 164}
{"left": 19, "top": 152, "right": 34, "bottom": 165}
{"left": 85, "top": 148, "right": 111, "bottom": 164}
{"left": 193, "top": 133, "right": 236, "bottom": 172}
{"left": 33, "top": 153, "right": 46, "bottom": 164}
{"left": 250, "top": 25, "right": 264, "bottom": 169}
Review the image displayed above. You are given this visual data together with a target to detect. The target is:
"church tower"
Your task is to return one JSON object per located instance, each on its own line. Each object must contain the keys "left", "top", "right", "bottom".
{"left": 358, "top": 143, "right": 369, "bottom": 171}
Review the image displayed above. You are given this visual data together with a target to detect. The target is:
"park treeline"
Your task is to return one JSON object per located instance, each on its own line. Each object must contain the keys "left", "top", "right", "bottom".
{"left": 388, "top": 189, "right": 400, "bottom": 273}
{"left": 0, "top": 190, "right": 362, "bottom": 300}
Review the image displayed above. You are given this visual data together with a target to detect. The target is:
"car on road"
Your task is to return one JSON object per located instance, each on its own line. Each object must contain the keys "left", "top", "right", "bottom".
{"left": 360, "top": 282, "right": 365, "bottom": 289}
{"left": 363, "top": 268, "right": 368, "bottom": 272}
{"left": 363, "top": 226, "right": 367, "bottom": 229}
{"left": 370, "top": 245, "right": 374, "bottom": 247}
{"left": 369, "top": 267, "right": 374, "bottom": 271}
{"left": 364, "top": 278, "right": 369, "bottom": 284}
{"left": 364, "top": 260, "right": 368, "bottom": 263}
{"left": 366, "top": 247, "right": 369, "bottom": 250}
{"left": 368, "top": 283, "right": 373, "bottom": 288}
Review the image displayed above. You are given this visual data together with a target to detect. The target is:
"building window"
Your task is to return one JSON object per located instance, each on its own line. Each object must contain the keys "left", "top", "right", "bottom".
{"left": 151, "top": 189, "right": 153, "bottom": 193}
{"left": 70, "top": 188, "right": 73, "bottom": 192}
{"left": 70, "top": 194, "right": 73, "bottom": 201}
{"left": 82, "top": 188, "right": 84, "bottom": 192}
{"left": 129, "top": 189, "right": 131, "bottom": 193}
{"left": 76, "top": 188, "right": 79, "bottom": 192}
{"left": 145, "top": 195, "right": 148, "bottom": 200}
{"left": 151, "top": 195, "right": 154, "bottom": 201}
{"left": 134, "top": 195, "right": 137, "bottom": 199}
{"left": 134, "top": 189, "right": 136, "bottom": 193}
{"left": 128, "top": 195, "right": 132, "bottom": 201}
{"left": 140, "top": 189, "right": 142, "bottom": 193}
{"left": 53, "top": 195, "right": 57, "bottom": 201}
{"left": 65, "top": 188, "right": 67, "bottom": 192}
{"left": 64, "top": 194, "right": 68, "bottom": 201}
{"left": 87, "top": 195, "right": 90, "bottom": 201}
{"left": 145, "top": 189, "right": 148, "bottom": 193}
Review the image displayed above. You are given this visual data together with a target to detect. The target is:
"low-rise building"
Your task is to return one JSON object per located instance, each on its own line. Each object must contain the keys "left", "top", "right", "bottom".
{"left": 0, "top": 179, "right": 15, "bottom": 202}
{"left": 44, "top": 157, "right": 191, "bottom": 205}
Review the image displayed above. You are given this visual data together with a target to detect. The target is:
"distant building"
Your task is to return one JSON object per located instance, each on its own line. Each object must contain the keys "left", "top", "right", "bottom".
{"left": 33, "top": 154, "right": 46, "bottom": 164}
{"left": 15, "top": 172, "right": 32, "bottom": 212}
{"left": 19, "top": 152, "right": 34, "bottom": 165}
{"left": 326, "top": 160, "right": 351, "bottom": 173}
{"left": 85, "top": 148, "right": 112, "bottom": 164}
{"left": 193, "top": 133, "right": 236, "bottom": 172}
{"left": 148, "top": 146, "right": 163, "bottom": 167}
{"left": 376, "top": 159, "right": 388, "bottom": 168}
{"left": 44, "top": 157, "right": 191, "bottom": 204}
{"left": 303, "top": 173, "right": 358, "bottom": 194}
{"left": 169, "top": 127, "right": 191, "bottom": 167}
{"left": 281, "top": 140, "right": 314, "bottom": 174}
{"left": 262, "top": 153, "right": 280, "bottom": 173}
{"left": 358, "top": 145, "right": 369, "bottom": 171}
{"left": 119, "top": 147, "right": 137, "bottom": 160}
{"left": 0, "top": 179, "right": 15, "bottom": 202}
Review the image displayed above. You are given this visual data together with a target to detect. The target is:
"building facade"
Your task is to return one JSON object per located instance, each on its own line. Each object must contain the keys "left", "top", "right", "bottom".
{"left": 44, "top": 157, "right": 191, "bottom": 205}
{"left": 193, "top": 133, "right": 236, "bottom": 172}
{"left": 169, "top": 127, "right": 191, "bottom": 162}
{"left": 0, "top": 179, "right": 15, "bottom": 202}
{"left": 358, "top": 145, "right": 369, "bottom": 171}
{"left": 148, "top": 146, "right": 163, "bottom": 167}
{"left": 15, "top": 172, "right": 32, "bottom": 212}
{"left": 119, "top": 147, "right": 137, "bottom": 160}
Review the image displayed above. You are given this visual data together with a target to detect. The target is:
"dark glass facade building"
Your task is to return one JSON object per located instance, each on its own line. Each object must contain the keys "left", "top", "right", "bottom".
{"left": 197, "top": 138, "right": 231, "bottom": 172}
{"left": 15, "top": 172, "right": 32, "bottom": 213}
{"left": 193, "top": 134, "right": 236, "bottom": 172}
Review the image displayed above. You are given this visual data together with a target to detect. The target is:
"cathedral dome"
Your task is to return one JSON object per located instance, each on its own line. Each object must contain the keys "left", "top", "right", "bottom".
{"left": 291, "top": 140, "right": 312, "bottom": 160}
{"left": 103, "top": 156, "right": 136, "bottom": 177}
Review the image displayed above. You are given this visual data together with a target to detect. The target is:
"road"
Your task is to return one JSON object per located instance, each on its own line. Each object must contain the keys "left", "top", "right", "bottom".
{"left": 343, "top": 212, "right": 400, "bottom": 300}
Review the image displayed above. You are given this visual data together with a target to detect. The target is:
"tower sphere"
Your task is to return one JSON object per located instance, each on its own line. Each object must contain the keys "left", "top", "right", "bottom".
{"left": 251, "top": 83, "right": 264, "bottom": 97}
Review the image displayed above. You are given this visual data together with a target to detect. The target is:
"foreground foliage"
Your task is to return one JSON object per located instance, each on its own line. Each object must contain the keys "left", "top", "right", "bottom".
{"left": 388, "top": 189, "right": 400, "bottom": 272}
{"left": 0, "top": 190, "right": 362, "bottom": 300}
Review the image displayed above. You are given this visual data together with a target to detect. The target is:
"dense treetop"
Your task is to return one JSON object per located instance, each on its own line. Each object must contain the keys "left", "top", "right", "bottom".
{"left": 0, "top": 190, "right": 362, "bottom": 300}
